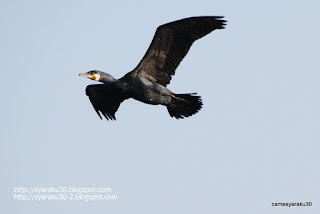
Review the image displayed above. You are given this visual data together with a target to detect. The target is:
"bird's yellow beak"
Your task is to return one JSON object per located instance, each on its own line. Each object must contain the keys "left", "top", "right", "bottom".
{"left": 79, "top": 73, "right": 95, "bottom": 80}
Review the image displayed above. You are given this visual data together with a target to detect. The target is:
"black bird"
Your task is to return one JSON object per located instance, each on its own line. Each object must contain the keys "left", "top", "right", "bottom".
{"left": 79, "top": 16, "right": 226, "bottom": 120}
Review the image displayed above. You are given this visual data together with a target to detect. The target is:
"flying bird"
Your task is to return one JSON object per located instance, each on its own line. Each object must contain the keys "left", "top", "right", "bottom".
{"left": 80, "top": 16, "right": 226, "bottom": 120}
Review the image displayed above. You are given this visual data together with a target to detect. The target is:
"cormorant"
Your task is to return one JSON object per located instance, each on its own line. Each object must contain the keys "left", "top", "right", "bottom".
{"left": 79, "top": 16, "right": 226, "bottom": 120}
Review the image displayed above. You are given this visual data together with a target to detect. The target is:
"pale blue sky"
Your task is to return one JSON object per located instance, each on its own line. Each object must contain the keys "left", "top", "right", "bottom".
{"left": 1, "top": 0, "right": 319, "bottom": 213}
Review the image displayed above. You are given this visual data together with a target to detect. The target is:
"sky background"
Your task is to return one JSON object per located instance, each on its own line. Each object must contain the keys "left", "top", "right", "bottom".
{"left": 1, "top": 0, "right": 319, "bottom": 213}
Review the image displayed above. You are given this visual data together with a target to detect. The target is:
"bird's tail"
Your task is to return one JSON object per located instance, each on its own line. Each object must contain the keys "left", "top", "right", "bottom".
{"left": 167, "top": 93, "right": 203, "bottom": 119}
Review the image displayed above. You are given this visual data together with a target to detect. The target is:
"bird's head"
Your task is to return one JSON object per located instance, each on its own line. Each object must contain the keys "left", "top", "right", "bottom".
{"left": 79, "top": 70, "right": 103, "bottom": 82}
{"left": 79, "top": 70, "right": 116, "bottom": 84}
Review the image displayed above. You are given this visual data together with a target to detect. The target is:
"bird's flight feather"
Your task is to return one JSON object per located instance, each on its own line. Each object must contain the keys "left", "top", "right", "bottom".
{"left": 131, "top": 16, "right": 226, "bottom": 86}
{"left": 86, "top": 84, "right": 128, "bottom": 120}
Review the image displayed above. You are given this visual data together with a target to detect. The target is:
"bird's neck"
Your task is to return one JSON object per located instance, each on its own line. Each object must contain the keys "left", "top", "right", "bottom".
{"left": 100, "top": 74, "right": 116, "bottom": 84}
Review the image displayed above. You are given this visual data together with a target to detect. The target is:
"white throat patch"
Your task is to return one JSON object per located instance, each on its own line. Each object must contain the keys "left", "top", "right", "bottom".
{"left": 94, "top": 73, "right": 101, "bottom": 81}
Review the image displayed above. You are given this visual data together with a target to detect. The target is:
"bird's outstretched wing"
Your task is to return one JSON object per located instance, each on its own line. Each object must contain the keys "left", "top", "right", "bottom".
{"left": 132, "top": 16, "right": 226, "bottom": 86}
{"left": 85, "top": 84, "right": 128, "bottom": 120}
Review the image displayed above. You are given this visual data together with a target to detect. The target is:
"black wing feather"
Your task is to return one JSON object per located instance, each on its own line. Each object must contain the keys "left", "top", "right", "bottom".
{"left": 85, "top": 84, "right": 127, "bottom": 120}
{"left": 133, "top": 16, "right": 226, "bottom": 86}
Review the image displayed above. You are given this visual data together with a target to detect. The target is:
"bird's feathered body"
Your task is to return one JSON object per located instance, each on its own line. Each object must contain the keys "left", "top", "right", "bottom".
{"left": 120, "top": 74, "right": 172, "bottom": 105}
{"left": 80, "top": 16, "right": 226, "bottom": 120}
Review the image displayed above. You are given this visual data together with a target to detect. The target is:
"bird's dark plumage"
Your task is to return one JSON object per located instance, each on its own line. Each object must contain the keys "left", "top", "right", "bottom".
{"left": 85, "top": 85, "right": 129, "bottom": 120}
{"left": 80, "top": 16, "right": 226, "bottom": 120}
{"left": 131, "top": 16, "right": 226, "bottom": 86}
